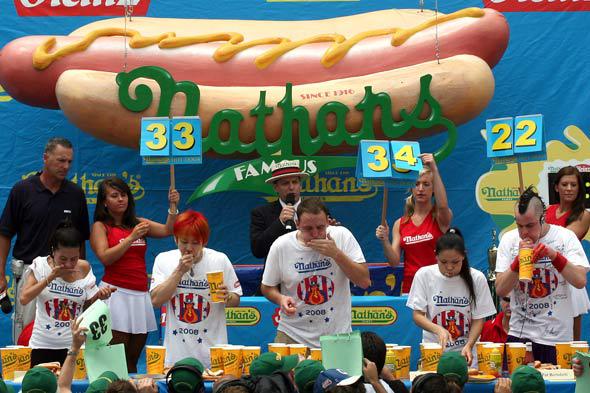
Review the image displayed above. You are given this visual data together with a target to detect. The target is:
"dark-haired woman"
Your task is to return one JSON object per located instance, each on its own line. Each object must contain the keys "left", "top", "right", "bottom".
{"left": 546, "top": 165, "right": 590, "bottom": 340}
{"left": 406, "top": 229, "right": 496, "bottom": 363}
{"left": 20, "top": 224, "right": 114, "bottom": 366}
{"left": 90, "top": 177, "right": 179, "bottom": 372}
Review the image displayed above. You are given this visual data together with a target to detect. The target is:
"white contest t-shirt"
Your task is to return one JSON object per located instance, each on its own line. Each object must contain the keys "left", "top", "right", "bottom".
{"left": 150, "top": 248, "right": 242, "bottom": 367}
{"left": 496, "top": 225, "right": 590, "bottom": 345}
{"left": 407, "top": 265, "right": 496, "bottom": 353}
{"left": 29, "top": 256, "right": 99, "bottom": 349}
{"left": 262, "top": 226, "right": 366, "bottom": 348}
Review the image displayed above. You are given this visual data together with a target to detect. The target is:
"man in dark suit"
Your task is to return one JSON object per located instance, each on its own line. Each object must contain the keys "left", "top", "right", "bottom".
{"left": 250, "top": 160, "right": 308, "bottom": 260}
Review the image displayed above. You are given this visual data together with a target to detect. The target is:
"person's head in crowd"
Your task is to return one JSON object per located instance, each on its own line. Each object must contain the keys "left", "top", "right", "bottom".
{"left": 212, "top": 376, "right": 252, "bottom": 393}
{"left": 249, "top": 352, "right": 299, "bottom": 377}
{"left": 86, "top": 371, "right": 120, "bottom": 393}
{"left": 437, "top": 352, "right": 468, "bottom": 391}
{"left": 105, "top": 380, "right": 137, "bottom": 393}
{"left": 94, "top": 176, "right": 139, "bottom": 227}
{"left": 500, "top": 296, "right": 511, "bottom": 317}
{"left": 21, "top": 367, "right": 57, "bottom": 393}
{"left": 511, "top": 366, "right": 545, "bottom": 393}
{"left": 43, "top": 137, "right": 74, "bottom": 182}
{"left": 48, "top": 220, "right": 84, "bottom": 270}
{"left": 515, "top": 186, "right": 547, "bottom": 243}
{"left": 410, "top": 373, "right": 449, "bottom": 393}
{"left": 313, "top": 369, "right": 363, "bottom": 393}
{"left": 360, "top": 331, "right": 387, "bottom": 375}
{"left": 0, "top": 379, "right": 15, "bottom": 393}
{"left": 168, "top": 358, "right": 205, "bottom": 393}
{"left": 553, "top": 165, "right": 587, "bottom": 225}
{"left": 296, "top": 197, "right": 330, "bottom": 243}
{"left": 404, "top": 167, "right": 435, "bottom": 218}
{"left": 435, "top": 228, "right": 476, "bottom": 306}
{"left": 294, "top": 359, "right": 325, "bottom": 393}
{"left": 173, "top": 210, "right": 210, "bottom": 262}
{"left": 265, "top": 160, "right": 308, "bottom": 203}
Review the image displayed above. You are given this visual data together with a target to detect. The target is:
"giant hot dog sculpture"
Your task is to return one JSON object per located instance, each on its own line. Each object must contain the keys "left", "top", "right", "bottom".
{"left": 0, "top": 7, "right": 509, "bottom": 155}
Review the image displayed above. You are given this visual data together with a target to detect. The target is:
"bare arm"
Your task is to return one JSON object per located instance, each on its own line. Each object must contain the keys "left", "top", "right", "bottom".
{"left": 151, "top": 269, "right": 184, "bottom": 308}
{"left": 461, "top": 318, "right": 484, "bottom": 363}
{"left": 567, "top": 210, "right": 590, "bottom": 240}
{"left": 145, "top": 188, "right": 180, "bottom": 238}
{"left": 376, "top": 219, "right": 402, "bottom": 266}
{"left": 413, "top": 310, "right": 451, "bottom": 349}
{"left": 0, "top": 234, "right": 11, "bottom": 292}
{"left": 422, "top": 154, "right": 453, "bottom": 232}
{"left": 59, "top": 318, "right": 87, "bottom": 393}
{"left": 560, "top": 263, "right": 587, "bottom": 289}
{"left": 20, "top": 271, "right": 45, "bottom": 305}
{"left": 495, "top": 270, "right": 519, "bottom": 298}
{"left": 90, "top": 221, "right": 143, "bottom": 266}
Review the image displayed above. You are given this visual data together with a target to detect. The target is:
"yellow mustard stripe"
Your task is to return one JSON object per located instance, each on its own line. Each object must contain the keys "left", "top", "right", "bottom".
{"left": 33, "top": 7, "right": 484, "bottom": 71}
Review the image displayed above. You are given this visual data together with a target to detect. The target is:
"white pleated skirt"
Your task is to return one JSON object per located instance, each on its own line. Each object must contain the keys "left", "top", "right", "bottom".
{"left": 100, "top": 281, "right": 157, "bottom": 334}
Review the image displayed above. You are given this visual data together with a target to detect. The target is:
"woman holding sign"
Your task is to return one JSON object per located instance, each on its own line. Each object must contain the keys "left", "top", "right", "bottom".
{"left": 407, "top": 229, "right": 496, "bottom": 363}
{"left": 150, "top": 210, "right": 241, "bottom": 367}
{"left": 546, "top": 165, "right": 590, "bottom": 340}
{"left": 375, "top": 153, "right": 453, "bottom": 293}
{"left": 20, "top": 222, "right": 114, "bottom": 366}
{"left": 90, "top": 177, "right": 180, "bottom": 372}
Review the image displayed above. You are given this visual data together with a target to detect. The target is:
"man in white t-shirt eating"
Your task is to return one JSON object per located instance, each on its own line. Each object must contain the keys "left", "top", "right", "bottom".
{"left": 261, "top": 197, "right": 370, "bottom": 347}
{"left": 495, "top": 186, "right": 589, "bottom": 364}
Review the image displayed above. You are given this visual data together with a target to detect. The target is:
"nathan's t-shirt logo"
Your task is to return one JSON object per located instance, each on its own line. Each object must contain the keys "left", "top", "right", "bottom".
{"left": 171, "top": 293, "right": 210, "bottom": 324}
{"left": 403, "top": 233, "right": 433, "bottom": 245}
{"left": 14, "top": 0, "right": 151, "bottom": 17}
{"left": 297, "top": 275, "right": 334, "bottom": 306}
{"left": 483, "top": 0, "right": 590, "bottom": 12}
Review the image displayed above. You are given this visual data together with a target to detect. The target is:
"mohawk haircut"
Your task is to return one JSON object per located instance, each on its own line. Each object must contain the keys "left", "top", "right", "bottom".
{"left": 517, "top": 185, "right": 546, "bottom": 218}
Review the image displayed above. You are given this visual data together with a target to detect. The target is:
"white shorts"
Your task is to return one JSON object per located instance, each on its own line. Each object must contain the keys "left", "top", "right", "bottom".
{"left": 100, "top": 281, "right": 157, "bottom": 334}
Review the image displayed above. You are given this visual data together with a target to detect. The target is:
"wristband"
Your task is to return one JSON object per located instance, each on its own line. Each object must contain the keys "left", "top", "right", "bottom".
{"left": 510, "top": 256, "right": 520, "bottom": 272}
{"left": 67, "top": 350, "right": 79, "bottom": 357}
{"left": 168, "top": 208, "right": 179, "bottom": 215}
{"left": 552, "top": 252, "right": 568, "bottom": 272}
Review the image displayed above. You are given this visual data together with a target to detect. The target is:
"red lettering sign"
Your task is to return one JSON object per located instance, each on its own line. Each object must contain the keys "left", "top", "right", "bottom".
{"left": 14, "top": 0, "right": 151, "bottom": 17}
{"left": 483, "top": 0, "right": 590, "bottom": 12}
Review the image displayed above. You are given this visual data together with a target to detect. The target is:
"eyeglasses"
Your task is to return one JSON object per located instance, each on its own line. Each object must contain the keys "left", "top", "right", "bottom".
{"left": 502, "top": 297, "right": 510, "bottom": 302}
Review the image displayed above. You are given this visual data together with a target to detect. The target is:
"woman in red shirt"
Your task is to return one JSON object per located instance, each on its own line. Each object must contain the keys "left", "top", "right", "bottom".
{"left": 90, "top": 177, "right": 179, "bottom": 372}
{"left": 375, "top": 153, "right": 453, "bottom": 293}
{"left": 545, "top": 165, "right": 590, "bottom": 340}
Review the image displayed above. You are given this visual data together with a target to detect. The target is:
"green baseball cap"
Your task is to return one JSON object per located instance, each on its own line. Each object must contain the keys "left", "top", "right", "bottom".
{"left": 437, "top": 352, "right": 468, "bottom": 387}
{"left": 294, "top": 360, "right": 325, "bottom": 393}
{"left": 0, "top": 380, "right": 15, "bottom": 393}
{"left": 170, "top": 357, "right": 205, "bottom": 393}
{"left": 22, "top": 367, "right": 57, "bottom": 393}
{"left": 249, "top": 352, "right": 299, "bottom": 377}
{"left": 511, "top": 366, "right": 545, "bottom": 393}
{"left": 85, "top": 371, "right": 120, "bottom": 393}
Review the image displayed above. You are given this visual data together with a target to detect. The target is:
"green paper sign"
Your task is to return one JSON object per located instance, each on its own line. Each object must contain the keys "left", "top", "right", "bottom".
{"left": 79, "top": 300, "right": 112, "bottom": 348}
{"left": 320, "top": 331, "right": 363, "bottom": 376}
{"left": 85, "top": 344, "right": 129, "bottom": 382}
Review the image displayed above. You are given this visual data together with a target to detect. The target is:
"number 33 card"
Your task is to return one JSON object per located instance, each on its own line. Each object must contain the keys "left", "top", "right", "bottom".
{"left": 79, "top": 299, "right": 113, "bottom": 348}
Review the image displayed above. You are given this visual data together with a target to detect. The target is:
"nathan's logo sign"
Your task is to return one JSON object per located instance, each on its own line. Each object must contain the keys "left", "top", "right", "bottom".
{"left": 480, "top": 186, "right": 520, "bottom": 202}
{"left": 14, "top": 0, "right": 151, "bottom": 17}
{"left": 226, "top": 307, "right": 261, "bottom": 326}
{"left": 484, "top": 0, "right": 590, "bottom": 12}
{"left": 351, "top": 306, "right": 397, "bottom": 326}
{"left": 72, "top": 171, "right": 144, "bottom": 204}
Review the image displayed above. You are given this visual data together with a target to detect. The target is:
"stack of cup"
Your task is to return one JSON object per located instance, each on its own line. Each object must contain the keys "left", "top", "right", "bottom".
{"left": 419, "top": 343, "right": 442, "bottom": 371}
{"left": 392, "top": 346, "right": 411, "bottom": 379}
{"left": 146, "top": 345, "right": 166, "bottom": 375}
{"left": 475, "top": 342, "right": 492, "bottom": 371}
{"left": 241, "top": 346, "right": 261, "bottom": 375}
{"left": 268, "top": 343, "right": 290, "bottom": 356}
{"left": 480, "top": 343, "right": 504, "bottom": 376}
{"left": 222, "top": 346, "right": 244, "bottom": 377}
{"left": 506, "top": 343, "right": 526, "bottom": 374}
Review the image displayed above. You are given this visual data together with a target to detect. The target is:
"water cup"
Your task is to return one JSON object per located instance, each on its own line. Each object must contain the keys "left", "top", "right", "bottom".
{"left": 310, "top": 348, "right": 322, "bottom": 361}
{"left": 506, "top": 343, "right": 526, "bottom": 374}
{"left": 146, "top": 345, "right": 166, "bottom": 375}
{"left": 519, "top": 247, "right": 534, "bottom": 282}
{"left": 222, "top": 346, "right": 243, "bottom": 377}
{"left": 206, "top": 271, "right": 225, "bottom": 303}
{"left": 393, "top": 346, "right": 411, "bottom": 379}
{"left": 420, "top": 343, "right": 442, "bottom": 371}
{"left": 268, "top": 343, "right": 290, "bottom": 356}
{"left": 210, "top": 346, "right": 225, "bottom": 372}
{"left": 241, "top": 346, "right": 261, "bottom": 375}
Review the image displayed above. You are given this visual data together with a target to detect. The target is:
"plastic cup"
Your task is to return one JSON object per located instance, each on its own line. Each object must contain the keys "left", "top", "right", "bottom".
{"left": 506, "top": 343, "right": 526, "bottom": 374}
{"left": 288, "top": 344, "right": 308, "bottom": 358}
{"left": 481, "top": 344, "right": 504, "bottom": 375}
{"left": 241, "top": 346, "right": 261, "bottom": 375}
{"left": 555, "top": 342, "right": 573, "bottom": 369}
{"left": 73, "top": 347, "right": 86, "bottom": 380}
{"left": 222, "top": 346, "right": 243, "bottom": 377}
{"left": 146, "top": 345, "right": 166, "bottom": 375}
{"left": 206, "top": 271, "right": 225, "bottom": 303}
{"left": 1, "top": 347, "right": 19, "bottom": 380}
{"left": 392, "top": 346, "right": 411, "bottom": 379}
{"left": 476, "top": 342, "right": 492, "bottom": 371}
{"left": 420, "top": 343, "right": 442, "bottom": 371}
{"left": 7, "top": 346, "right": 31, "bottom": 373}
{"left": 210, "top": 346, "right": 225, "bottom": 372}
{"left": 519, "top": 247, "right": 534, "bottom": 282}
{"left": 268, "top": 343, "right": 290, "bottom": 356}
{"left": 571, "top": 343, "right": 589, "bottom": 364}
{"left": 310, "top": 348, "right": 322, "bottom": 361}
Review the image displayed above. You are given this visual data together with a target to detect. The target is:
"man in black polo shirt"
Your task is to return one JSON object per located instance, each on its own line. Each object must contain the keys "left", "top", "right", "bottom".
{"left": 0, "top": 137, "right": 89, "bottom": 342}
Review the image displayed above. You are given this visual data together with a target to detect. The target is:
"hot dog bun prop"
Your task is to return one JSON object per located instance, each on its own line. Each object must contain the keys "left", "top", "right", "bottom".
{"left": 0, "top": 7, "right": 509, "bottom": 156}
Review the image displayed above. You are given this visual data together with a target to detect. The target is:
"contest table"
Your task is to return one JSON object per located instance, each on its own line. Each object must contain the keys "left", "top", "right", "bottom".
{"left": 4, "top": 377, "right": 576, "bottom": 393}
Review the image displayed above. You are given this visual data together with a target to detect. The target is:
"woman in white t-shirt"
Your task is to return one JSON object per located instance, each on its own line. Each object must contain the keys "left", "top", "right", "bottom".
{"left": 407, "top": 228, "right": 496, "bottom": 363}
{"left": 20, "top": 222, "right": 115, "bottom": 366}
{"left": 150, "top": 210, "right": 242, "bottom": 367}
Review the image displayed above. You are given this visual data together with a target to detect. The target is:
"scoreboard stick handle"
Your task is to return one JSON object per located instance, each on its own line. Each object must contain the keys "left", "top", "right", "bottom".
{"left": 381, "top": 187, "right": 389, "bottom": 226}
{"left": 517, "top": 162, "right": 524, "bottom": 194}
{"left": 170, "top": 164, "right": 176, "bottom": 191}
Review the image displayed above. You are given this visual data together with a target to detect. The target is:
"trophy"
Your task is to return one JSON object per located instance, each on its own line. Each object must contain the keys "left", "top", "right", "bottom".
{"left": 487, "top": 229, "right": 499, "bottom": 309}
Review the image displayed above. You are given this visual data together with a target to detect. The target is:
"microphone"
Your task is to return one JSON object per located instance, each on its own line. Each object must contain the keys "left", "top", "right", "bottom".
{"left": 0, "top": 290, "right": 12, "bottom": 314}
{"left": 284, "top": 193, "right": 297, "bottom": 231}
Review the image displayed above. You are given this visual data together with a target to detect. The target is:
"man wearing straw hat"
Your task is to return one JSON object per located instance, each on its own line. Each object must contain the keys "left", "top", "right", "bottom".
{"left": 250, "top": 160, "right": 310, "bottom": 260}
{"left": 495, "top": 186, "right": 589, "bottom": 364}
